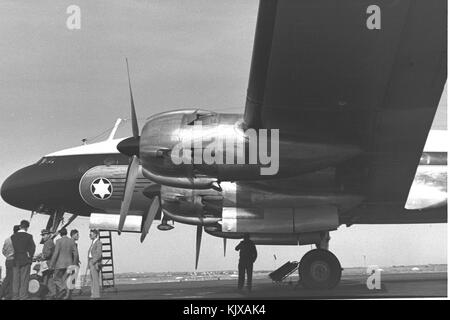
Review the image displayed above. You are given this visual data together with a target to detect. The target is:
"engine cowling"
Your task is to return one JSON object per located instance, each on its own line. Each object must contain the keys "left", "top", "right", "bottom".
{"left": 220, "top": 206, "right": 339, "bottom": 234}
{"left": 158, "top": 181, "right": 351, "bottom": 246}
{"left": 140, "top": 109, "right": 229, "bottom": 189}
{"left": 204, "top": 229, "right": 325, "bottom": 246}
{"left": 139, "top": 109, "right": 361, "bottom": 189}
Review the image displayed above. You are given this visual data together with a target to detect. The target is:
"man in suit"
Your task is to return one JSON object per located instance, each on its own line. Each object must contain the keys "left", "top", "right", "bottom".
{"left": 70, "top": 229, "right": 80, "bottom": 266}
{"left": 0, "top": 225, "right": 20, "bottom": 300}
{"left": 88, "top": 229, "right": 102, "bottom": 299}
{"left": 11, "top": 220, "right": 36, "bottom": 300}
{"left": 63, "top": 229, "right": 80, "bottom": 300}
{"left": 39, "top": 229, "right": 56, "bottom": 299}
{"left": 235, "top": 233, "right": 257, "bottom": 292}
{"left": 49, "top": 228, "right": 78, "bottom": 299}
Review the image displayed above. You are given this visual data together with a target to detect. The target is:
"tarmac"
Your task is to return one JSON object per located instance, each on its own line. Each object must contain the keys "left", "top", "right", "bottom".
{"left": 73, "top": 271, "right": 447, "bottom": 299}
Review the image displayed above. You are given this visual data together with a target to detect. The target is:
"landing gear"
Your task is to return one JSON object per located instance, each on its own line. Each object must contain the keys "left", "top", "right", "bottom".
{"left": 45, "top": 209, "right": 65, "bottom": 233}
{"left": 297, "top": 232, "right": 341, "bottom": 289}
{"left": 315, "top": 231, "right": 331, "bottom": 250}
{"left": 43, "top": 210, "right": 77, "bottom": 239}
{"left": 298, "top": 249, "right": 342, "bottom": 289}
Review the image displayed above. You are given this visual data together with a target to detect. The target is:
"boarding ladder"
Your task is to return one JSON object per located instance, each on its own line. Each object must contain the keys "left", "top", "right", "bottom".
{"left": 99, "top": 230, "right": 116, "bottom": 291}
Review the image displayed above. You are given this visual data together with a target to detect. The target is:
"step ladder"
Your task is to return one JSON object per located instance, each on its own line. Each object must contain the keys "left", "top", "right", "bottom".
{"left": 269, "top": 261, "right": 299, "bottom": 283}
{"left": 99, "top": 230, "right": 116, "bottom": 291}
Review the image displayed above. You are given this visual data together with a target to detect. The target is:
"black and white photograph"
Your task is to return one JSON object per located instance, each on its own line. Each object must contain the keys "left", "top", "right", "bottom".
{"left": 0, "top": 0, "right": 447, "bottom": 306}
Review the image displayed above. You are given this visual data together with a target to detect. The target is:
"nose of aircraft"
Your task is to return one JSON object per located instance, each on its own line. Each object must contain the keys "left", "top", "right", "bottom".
{"left": 1, "top": 166, "right": 34, "bottom": 210}
{"left": 2, "top": 162, "right": 93, "bottom": 214}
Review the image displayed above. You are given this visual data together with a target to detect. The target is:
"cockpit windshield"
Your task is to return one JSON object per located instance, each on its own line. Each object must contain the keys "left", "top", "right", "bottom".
{"left": 186, "top": 110, "right": 218, "bottom": 125}
{"left": 36, "top": 157, "right": 56, "bottom": 165}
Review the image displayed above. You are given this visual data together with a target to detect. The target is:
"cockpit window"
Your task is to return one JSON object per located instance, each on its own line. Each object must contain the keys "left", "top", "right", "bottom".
{"left": 37, "top": 157, "right": 56, "bottom": 165}
{"left": 186, "top": 110, "right": 217, "bottom": 125}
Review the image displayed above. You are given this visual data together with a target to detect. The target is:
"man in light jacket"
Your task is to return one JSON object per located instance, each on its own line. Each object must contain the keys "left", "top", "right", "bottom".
{"left": 0, "top": 225, "right": 19, "bottom": 300}
{"left": 88, "top": 229, "right": 102, "bottom": 299}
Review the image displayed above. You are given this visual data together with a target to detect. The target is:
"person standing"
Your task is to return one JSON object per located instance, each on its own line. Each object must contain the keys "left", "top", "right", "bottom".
{"left": 69, "top": 229, "right": 80, "bottom": 266}
{"left": 39, "top": 229, "right": 56, "bottom": 299}
{"left": 235, "top": 233, "right": 257, "bottom": 292}
{"left": 63, "top": 229, "right": 80, "bottom": 300}
{"left": 49, "top": 228, "right": 78, "bottom": 299}
{"left": 88, "top": 229, "right": 102, "bottom": 300}
{"left": 11, "top": 220, "right": 36, "bottom": 300}
{"left": 0, "top": 225, "right": 20, "bottom": 300}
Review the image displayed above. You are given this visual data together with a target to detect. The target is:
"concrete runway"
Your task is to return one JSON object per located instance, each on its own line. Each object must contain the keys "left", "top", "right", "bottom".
{"left": 74, "top": 272, "right": 447, "bottom": 299}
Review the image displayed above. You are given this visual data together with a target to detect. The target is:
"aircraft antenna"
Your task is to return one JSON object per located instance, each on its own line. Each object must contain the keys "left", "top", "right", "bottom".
{"left": 107, "top": 118, "right": 123, "bottom": 141}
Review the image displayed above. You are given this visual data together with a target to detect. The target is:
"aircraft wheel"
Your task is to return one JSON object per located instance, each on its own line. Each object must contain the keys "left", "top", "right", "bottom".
{"left": 28, "top": 274, "right": 48, "bottom": 299}
{"left": 299, "top": 249, "right": 341, "bottom": 289}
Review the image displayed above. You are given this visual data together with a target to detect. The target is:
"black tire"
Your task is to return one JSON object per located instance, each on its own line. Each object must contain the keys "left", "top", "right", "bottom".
{"left": 299, "top": 249, "right": 342, "bottom": 289}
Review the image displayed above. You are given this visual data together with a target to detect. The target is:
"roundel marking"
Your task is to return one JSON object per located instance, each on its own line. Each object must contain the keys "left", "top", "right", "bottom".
{"left": 90, "top": 178, "right": 113, "bottom": 200}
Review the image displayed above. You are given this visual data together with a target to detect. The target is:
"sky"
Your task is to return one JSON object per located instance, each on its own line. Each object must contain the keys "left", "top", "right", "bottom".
{"left": 0, "top": 0, "right": 447, "bottom": 274}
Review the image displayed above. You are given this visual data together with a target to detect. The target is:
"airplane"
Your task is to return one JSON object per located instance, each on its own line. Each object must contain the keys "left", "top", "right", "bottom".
{"left": 1, "top": 0, "right": 447, "bottom": 289}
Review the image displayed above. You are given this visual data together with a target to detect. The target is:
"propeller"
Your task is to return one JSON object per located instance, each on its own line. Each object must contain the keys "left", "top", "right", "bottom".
{"left": 194, "top": 196, "right": 205, "bottom": 270}
{"left": 223, "top": 238, "right": 227, "bottom": 257}
{"left": 126, "top": 58, "right": 139, "bottom": 138}
{"left": 117, "top": 58, "right": 141, "bottom": 234}
{"left": 140, "top": 195, "right": 161, "bottom": 242}
{"left": 118, "top": 155, "right": 140, "bottom": 233}
{"left": 195, "top": 225, "right": 202, "bottom": 270}
{"left": 116, "top": 60, "right": 167, "bottom": 240}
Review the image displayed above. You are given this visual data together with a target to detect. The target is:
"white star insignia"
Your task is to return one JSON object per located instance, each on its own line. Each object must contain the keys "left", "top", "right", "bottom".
{"left": 91, "top": 178, "right": 113, "bottom": 200}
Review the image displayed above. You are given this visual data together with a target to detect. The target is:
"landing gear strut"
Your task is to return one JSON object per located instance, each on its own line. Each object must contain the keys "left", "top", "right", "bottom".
{"left": 298, "top": 232, "right": 342, "bottom": 289}
{"left": 44, "top": 210, "right": 77, "bottom": 238}
{"left": 45, "top": 209, "right": 65, "bottom": 233}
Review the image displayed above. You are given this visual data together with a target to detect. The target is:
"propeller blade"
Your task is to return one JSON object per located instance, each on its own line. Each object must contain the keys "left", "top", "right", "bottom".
{"left": 195, "top": 225, "right": 202, "bottom": 270}
{"left": 223, "top": 238, "right": 227, "bottom": 257}
{"left": 140, "top": 196, "right": 161, "bottom": 243}
{"left": 118, "top": 155, "right": 140, "bottom": 233}
{"left": 125, "top": 58, "right": 139, "bottom": 138}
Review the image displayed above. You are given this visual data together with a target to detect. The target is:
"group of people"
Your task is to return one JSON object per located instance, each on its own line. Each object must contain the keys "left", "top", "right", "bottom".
{"left": 1, "top": 220, "right": 257, "bottom": 298}
{"left": 0, "top": 220, "right": 103, "bottom": 300}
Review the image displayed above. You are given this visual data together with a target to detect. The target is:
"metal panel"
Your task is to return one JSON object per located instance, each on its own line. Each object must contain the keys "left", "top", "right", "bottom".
{"left": 90, "top": 213, "right": 142, "bottom": 233}
{"left": 294, "top": 206, "right": 339, "bottom": 233}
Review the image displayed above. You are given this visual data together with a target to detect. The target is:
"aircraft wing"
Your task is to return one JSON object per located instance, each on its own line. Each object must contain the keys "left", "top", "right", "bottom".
{"left": 244, "top": 0, "right": 447, "bottom": 210}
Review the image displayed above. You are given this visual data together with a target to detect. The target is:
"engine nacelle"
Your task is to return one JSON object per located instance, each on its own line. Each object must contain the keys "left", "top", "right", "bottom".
{"left": 159, "top": 183, "right": 357, "bottom": 231}
{"left": 220, "top": 206, "right": 339, "bottom": 234}
{"left": 204, "top": 228, "right": 326, "bottom": 246}
{"left": 140, "top": 109, "right": 241, "bottom": 189}
{"left": 139, "top": 109, "right": 361, "bottom": 189}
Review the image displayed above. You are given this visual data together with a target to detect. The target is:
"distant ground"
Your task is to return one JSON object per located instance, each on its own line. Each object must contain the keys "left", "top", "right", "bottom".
{"left": 109, "top": 264, "right": 447, "bottom": 285}
{"left": 0, "top": 264, "right": 444, "bottom": 299}
{"left": 74, "top": 270, "right": 447, "bottom": 299}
